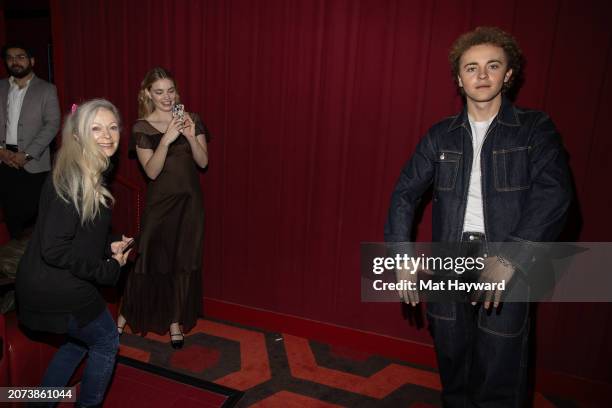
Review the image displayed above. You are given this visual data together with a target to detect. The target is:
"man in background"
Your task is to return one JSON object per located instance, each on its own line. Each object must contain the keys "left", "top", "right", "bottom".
{"left": 0, "top": 43, "right": 60, "bottom": 239}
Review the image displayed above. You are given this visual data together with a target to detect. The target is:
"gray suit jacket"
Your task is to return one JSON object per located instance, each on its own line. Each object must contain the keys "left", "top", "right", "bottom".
{"left": 0, "top": 75, "right": 61, "bottom": 173}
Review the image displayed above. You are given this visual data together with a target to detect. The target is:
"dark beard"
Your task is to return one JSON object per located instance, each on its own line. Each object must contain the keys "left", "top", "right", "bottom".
{"left": 6, "top": 64, "right": 33, "bottom": 79}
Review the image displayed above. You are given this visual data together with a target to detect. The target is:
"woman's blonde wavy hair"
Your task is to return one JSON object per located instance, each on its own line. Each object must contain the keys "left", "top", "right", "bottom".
{"left": 137, "top": 67, "right": 181, "bottom": 118}
{"left": 52, "top": 99, "right": 120, "bottom": 224}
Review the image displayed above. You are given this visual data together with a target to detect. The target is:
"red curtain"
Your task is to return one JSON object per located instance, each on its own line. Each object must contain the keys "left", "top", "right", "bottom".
{"left": 50, "top": 0, "right": 612, "bottom": 383}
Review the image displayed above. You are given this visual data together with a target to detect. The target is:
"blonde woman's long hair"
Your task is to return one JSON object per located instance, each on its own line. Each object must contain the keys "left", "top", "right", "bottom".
{"left": 137, "top": 67, "right": 181, "bottom": 118}
{"left": 52, "top": 99, "right": 120, "bottom": 224}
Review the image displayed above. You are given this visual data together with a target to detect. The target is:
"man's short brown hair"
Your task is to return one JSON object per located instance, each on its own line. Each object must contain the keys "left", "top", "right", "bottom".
{"left": 449, "top": 27, "right": 524, "bottom": 93}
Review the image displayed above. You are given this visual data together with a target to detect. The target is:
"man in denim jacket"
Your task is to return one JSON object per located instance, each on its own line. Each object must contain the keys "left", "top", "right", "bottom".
{"left": 385, "top": 27, "right": 571, "bottom": 407}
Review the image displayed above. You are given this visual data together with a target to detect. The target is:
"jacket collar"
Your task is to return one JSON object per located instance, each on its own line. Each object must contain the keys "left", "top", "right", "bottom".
{"left": 448, "top": 95, "right": 521, "bottom": 131}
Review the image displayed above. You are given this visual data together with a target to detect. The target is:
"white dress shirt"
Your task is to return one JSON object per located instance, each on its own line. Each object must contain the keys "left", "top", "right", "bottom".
{"left": 6, "top": 75, "right": 33, "bottom": 146}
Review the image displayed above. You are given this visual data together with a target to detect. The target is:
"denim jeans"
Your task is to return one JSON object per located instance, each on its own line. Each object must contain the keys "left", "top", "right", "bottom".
{"left": 40, "top": 308, "right": 119, "bottom": 407}
{"left": 426, "top": 232, "right": 530, "bottom": 408}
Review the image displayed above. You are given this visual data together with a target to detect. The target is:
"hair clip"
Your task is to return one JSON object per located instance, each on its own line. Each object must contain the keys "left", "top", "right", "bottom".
{"left": 71, "top": 103, "right": 78, "bottom": 114}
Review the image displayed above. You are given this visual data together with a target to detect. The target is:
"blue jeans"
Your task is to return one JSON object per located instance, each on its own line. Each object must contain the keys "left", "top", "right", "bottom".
{"left": 426, "top": 232, "right": 530, "bottom": 407}
{"left": 41, "top": 308, "right": 119, "bottom": 407}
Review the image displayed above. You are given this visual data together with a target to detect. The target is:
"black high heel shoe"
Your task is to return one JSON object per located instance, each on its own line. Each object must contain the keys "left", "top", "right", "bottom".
{"left": 170, "top": 332, "right": 184, "bottom": 349}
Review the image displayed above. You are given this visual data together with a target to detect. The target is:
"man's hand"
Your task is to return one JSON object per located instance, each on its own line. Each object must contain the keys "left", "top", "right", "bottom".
{"left": 0, "top": 149, "right": 18, "bottom": 168}
{"left": 12, "top": 152, "right": 28, "bottom": 168}
{"left": 396, "top": 265, "right": 423, "bottom": 307}
{"left": 472, "top": 256, "right": 515, "bottom": 310}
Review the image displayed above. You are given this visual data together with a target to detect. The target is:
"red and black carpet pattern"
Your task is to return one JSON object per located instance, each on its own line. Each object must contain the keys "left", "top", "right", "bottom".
{"left": 118, "top": 318, "right": 568, "bottom": 407}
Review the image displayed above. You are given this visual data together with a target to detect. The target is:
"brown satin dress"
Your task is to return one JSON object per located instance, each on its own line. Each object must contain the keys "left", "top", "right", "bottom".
{"left": 121, "top": 115, "right": 208, "bottom": 335}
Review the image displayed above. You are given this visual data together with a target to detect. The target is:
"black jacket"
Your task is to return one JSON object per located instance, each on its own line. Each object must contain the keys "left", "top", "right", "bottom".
{"left": 384, "top": 97, "right": 572, "bottom": 272}
{"left": 16, "top": 177, "right": 120, "bottom": 333}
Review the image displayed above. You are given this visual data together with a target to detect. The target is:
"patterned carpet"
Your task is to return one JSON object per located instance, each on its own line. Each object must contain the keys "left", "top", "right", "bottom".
{"left": 118, "top": 318, "right": 569, "bottom": 407}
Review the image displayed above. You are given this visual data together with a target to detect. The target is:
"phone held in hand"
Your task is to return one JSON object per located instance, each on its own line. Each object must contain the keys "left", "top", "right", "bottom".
{"left": 123, "top": 238, "right": 136, "bottom": 252}
{"left": 172, "top": 104, "right": 185, "bottom": 120}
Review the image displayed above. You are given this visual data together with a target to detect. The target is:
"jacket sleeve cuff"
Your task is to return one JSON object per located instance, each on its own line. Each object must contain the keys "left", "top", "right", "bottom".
{"left": 496, "top": 236, "right": 549, "bottom": 275}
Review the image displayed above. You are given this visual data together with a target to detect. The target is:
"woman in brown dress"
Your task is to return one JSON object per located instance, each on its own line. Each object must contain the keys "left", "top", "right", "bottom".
{"left": 118, "top": 67, "right": 209, "bottom": 348}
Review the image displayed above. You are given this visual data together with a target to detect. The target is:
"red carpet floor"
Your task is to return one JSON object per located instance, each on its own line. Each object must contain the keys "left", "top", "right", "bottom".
{"left": 117, "top": 318, "right": 576, "bottom": 407}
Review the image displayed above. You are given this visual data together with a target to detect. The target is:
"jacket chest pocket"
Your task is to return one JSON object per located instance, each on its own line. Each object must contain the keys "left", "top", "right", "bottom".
{"left": 434, "top": 151, "right": 461, "bottom": 191}
{"left": 493, "top": 146, "right": 530, "bottom": 191}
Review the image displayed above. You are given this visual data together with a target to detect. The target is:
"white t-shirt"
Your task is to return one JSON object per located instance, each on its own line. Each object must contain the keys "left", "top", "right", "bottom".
{"left": 462, "top": 115, "right": 495, "bottom": 233}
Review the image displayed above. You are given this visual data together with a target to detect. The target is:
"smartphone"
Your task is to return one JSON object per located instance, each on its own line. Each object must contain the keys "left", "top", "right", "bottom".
{"left": 172, "top": 104, "right": 185, "bottom": 120}
{"left": 123, "top": 238, "right": 136, "bottom": 252}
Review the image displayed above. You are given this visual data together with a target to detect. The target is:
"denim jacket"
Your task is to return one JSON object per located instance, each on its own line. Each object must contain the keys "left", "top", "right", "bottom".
{"left": 384, "top": 97, "right": 572, "bottom": 272}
